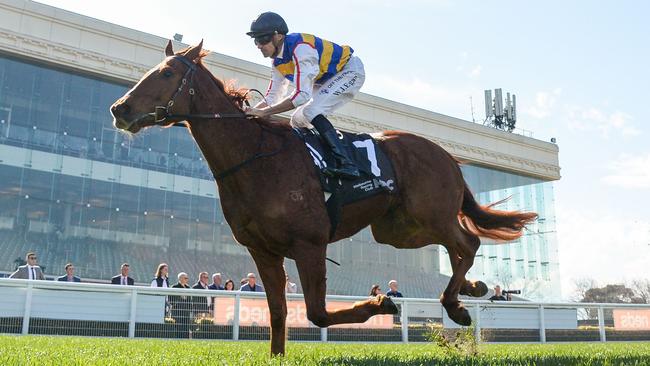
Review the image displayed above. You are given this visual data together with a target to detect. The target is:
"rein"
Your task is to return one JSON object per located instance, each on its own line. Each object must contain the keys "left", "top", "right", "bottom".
{"left": 150, "top": 55, "right": 285, "bottom": 181}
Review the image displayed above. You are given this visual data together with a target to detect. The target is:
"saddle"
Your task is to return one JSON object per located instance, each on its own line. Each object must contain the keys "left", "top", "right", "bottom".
{"left": 294, "top": 128, "right": 397, "bottom": 238}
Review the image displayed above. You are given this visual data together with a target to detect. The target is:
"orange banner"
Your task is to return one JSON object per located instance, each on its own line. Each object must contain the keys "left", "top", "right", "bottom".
{"left": 212, "top": 297, "right": 393, "bottom": 329}
{"left": 613, "top": 309, "right": 650, "bottom": 330}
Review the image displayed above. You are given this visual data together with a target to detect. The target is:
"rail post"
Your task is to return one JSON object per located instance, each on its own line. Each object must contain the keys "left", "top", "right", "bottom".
{"left": 128, "top": 287, "right": 138, "bottom": 338}
{"left": 401, "top": 300, "right": 409, "bottom": 343}
{"left": 597, "top": 306, "right": 606, "bottom": 342}
{"left": 21, "top": 282, "right": 33, "bottom": 335}
{"left": 539, "top": 304, "right": 546, "bottom": 343}
{"left": 473, "top": 303, "right": 481, "bottom": 343}
{"left": 232, "top": 292, "right": 240, "bottom": 340}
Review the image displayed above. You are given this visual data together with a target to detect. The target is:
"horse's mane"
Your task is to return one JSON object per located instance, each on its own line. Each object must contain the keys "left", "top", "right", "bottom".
{"left": 177, "top": 47, "right": 249, "bottom": 110}
{"left": 176, "top": 47, "right": 292, "bottom": 131}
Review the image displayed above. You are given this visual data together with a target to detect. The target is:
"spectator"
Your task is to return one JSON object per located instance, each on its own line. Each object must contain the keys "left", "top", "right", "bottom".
{"left": 488, "top": 285, "right": 507, "bottom": 301}
{"left": 172, "top": 273, "right": 191, "bottom": 290}
{"left": 192, "top": 272, "right": 211, "bottom": 315}
{"left": 111, "top": 263, "right": 134, "bottom": 285}
{"left": 240, "top": 273, "right": 264, "bottom": 292}
{"left": 193, "top": 272, "right": 210, "bottom": 290}
{"left": 285, "top": 274, "right": 297, "bottom": 294}
{"left": 240, "top": 278, "right": 248, "bottom": 286}
{"left": 170, "top": 272, "right": 192, "bottom": 338}
{"left": 224, "top": 279, "right": 235, "bottom": 291}
{"left": 10, "top": 252, "right": 45, "bottom": 280}
{"left": 151, "top": 263, "right": 170, "bottom": 288}
{"left": 207, "top": 272, "right": 223, "bottom": 315}
{"left": 208, "top": 273, "right": 224, "bottom": 290}
{"left": 369, "top": 284, "right": 382, "bottom": 297}
{"left": 57, "top": 263, "right": 81, "bottom": 282}
{"left": 386, "top": 280, "right": 403, "bottom": 298}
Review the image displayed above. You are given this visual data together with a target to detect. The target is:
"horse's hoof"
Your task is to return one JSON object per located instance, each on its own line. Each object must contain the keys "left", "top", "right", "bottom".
{"left": 469, "top": 281, "right": 488, "bottom": 297}
{"left": 445, "top": 303, "right": 472, "bottom": 326}
{"left": 379, "top": 295, "right": 399, "bottom": 315}
{"left": 459, "top": 280, "right": 488, "bottom": 298}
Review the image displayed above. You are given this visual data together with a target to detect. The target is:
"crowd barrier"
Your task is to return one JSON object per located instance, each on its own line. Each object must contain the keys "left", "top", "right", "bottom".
{"left": 1, "top": 279, "right": 649, "bottom": 343}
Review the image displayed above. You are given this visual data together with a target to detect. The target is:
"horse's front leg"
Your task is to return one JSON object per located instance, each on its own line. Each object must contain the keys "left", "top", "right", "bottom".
{"left": 248, "top": 248, "right": 287, "bottom": 356}
{"left": 294, "top": 244, "right": 397, "bottom": 328}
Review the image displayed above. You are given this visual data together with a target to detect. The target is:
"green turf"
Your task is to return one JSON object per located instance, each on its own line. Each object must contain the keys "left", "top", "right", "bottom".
{"left": 1, "top": 335, "right": 649, "bottom": 365}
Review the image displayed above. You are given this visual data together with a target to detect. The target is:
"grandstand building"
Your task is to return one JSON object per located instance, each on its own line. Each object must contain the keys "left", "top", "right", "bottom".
{"left": 0, "top": 0, "right": 561, "bottom": 300}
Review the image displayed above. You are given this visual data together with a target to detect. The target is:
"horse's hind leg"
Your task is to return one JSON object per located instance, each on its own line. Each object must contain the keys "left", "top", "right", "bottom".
{"left": 447, "top": 246, "right": 488, "bottom": 298}
{"left": 293, "top": 244, "right": 398, "bottom": 328}
{"left": 372, "top": 208, "right": 486, "bottom": 299}
{"left": 440, "top": 228, "right": 482, "bottom": 326}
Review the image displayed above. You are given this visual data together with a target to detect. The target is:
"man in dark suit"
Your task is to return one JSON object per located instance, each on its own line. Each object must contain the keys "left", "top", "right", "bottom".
{"left": 57, "top": 263, "right": 81, "bottom": 282}
{"left": 240, "top": 272, "right": 264, "bottom": 292}
{"left": 170, "top": 272, "right": 192, "bottom": 338}
{"left": 488, "top": 285, "right": 507, "bottom": 301}
{"left": 192, "top": 271, "right": 210, "bottom": 315}
{"left": 10, "top": 252, "right": 45, "bottom": 280}
{"left": 207, "top": 272, "right": 223, "bottom": 314}
{"left": 208, "top": 272, "right": 224, "bottom": 290}
{"left": 111, "top": 263, "right": 135, "bottom": 285}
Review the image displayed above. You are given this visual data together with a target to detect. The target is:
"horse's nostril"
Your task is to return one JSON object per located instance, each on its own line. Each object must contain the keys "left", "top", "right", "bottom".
{"left": 111, "top": 102, "right": 131, "bottom": 117}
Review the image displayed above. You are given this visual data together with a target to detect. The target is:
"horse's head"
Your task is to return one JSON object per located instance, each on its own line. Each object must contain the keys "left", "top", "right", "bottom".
{"left": 110, "top": 40, "right": 205, "bottom": 133}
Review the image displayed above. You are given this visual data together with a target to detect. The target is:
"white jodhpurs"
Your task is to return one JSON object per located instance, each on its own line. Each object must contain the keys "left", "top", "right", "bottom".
{"left": 290, "top": 55, "right": 365, "bottom": 128}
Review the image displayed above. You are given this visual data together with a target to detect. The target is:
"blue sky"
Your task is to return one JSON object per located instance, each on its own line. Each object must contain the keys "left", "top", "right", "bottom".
{"left": 37, "top": 1, "right": 650, "bottom": 298}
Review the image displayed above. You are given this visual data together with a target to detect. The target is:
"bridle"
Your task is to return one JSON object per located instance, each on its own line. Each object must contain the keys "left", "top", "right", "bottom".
{"left": 150, "top": 55, "right": 250, "bottom": 123}
{"left": 148, "top": 55, "right": 285, "bottom": 181}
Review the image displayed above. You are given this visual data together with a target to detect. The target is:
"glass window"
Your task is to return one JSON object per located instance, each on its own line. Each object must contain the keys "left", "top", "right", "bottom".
{"left": 0, "top": 55, "right": 214, "bottom": 179}
{"left": 170, "top": 190, "right": 191, "bottom": 220}
{"left": 22, "top": 170, "right": 53, "bottom": 201}
{"left": 112, "top": 184, "right": 140, "bottom": 213}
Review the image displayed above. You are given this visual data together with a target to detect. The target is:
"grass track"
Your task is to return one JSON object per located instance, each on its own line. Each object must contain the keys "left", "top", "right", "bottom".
{"left": 1, "top": 335, "right": 650, "bottom": 365}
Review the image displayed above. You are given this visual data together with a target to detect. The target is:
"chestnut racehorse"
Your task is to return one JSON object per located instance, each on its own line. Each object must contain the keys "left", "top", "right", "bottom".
{"left": 110, "top": 41, "right": 537, "bottom": 355}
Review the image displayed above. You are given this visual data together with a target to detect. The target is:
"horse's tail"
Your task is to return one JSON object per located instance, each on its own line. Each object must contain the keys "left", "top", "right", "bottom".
{"left": 458, "top": 182, "right": 538, "bottom": 241}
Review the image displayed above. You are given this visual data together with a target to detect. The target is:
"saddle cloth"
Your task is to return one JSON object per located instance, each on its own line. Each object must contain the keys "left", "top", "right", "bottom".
{"left": 294, "top": 128, "right": 397, "bottom": 205}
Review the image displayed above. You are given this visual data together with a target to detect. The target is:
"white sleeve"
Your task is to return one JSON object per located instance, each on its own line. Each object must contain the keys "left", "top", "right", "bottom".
{"left": 290, "top": 43, "right": 319, "bottom": 107}
{"left": 265, "top": 66, "right": 288, "bottom": 106}
{"left": 150, "top": 279, "right": 157, "bottom": 287}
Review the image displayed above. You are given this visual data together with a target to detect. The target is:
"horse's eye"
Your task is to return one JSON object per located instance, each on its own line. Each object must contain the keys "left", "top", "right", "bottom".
{"left": 163, "top": 70, "right": 173, "bottom": 78}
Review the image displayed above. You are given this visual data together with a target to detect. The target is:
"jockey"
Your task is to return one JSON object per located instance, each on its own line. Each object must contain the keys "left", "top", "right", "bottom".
{"left": 244, "top": 12, "right": 364, "bottom": 179}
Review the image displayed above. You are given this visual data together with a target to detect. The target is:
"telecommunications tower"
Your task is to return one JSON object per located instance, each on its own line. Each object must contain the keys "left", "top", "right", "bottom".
{"left": 484, "top": 88, "right": 517, "bottom": 132}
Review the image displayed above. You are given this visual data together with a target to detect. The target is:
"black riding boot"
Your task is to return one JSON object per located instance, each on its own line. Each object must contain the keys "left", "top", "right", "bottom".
{"left": 311, "top": 114, "right": 360, "bottom": 179}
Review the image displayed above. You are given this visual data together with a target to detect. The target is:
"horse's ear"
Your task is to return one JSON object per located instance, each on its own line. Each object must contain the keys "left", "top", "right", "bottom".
{"left": 165, "top": 40, "right": 174, "bottom": 56}
{"left": 183, "top": 39, "right": 204, "bottom": 62}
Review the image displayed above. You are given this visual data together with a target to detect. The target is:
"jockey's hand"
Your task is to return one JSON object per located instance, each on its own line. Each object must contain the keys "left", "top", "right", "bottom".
{"left": 244, "top": 106, "right": 270, "bottom": 118}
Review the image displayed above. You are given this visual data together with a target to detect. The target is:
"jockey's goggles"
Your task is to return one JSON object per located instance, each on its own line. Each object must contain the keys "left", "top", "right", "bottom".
{"left": 254, "top": 34, "right": 274, "bottom": 46}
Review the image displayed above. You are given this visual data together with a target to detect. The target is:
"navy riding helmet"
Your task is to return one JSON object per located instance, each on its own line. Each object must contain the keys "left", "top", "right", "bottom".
{"left": 246, "top": 12, "right": 288, "bottom": 38}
